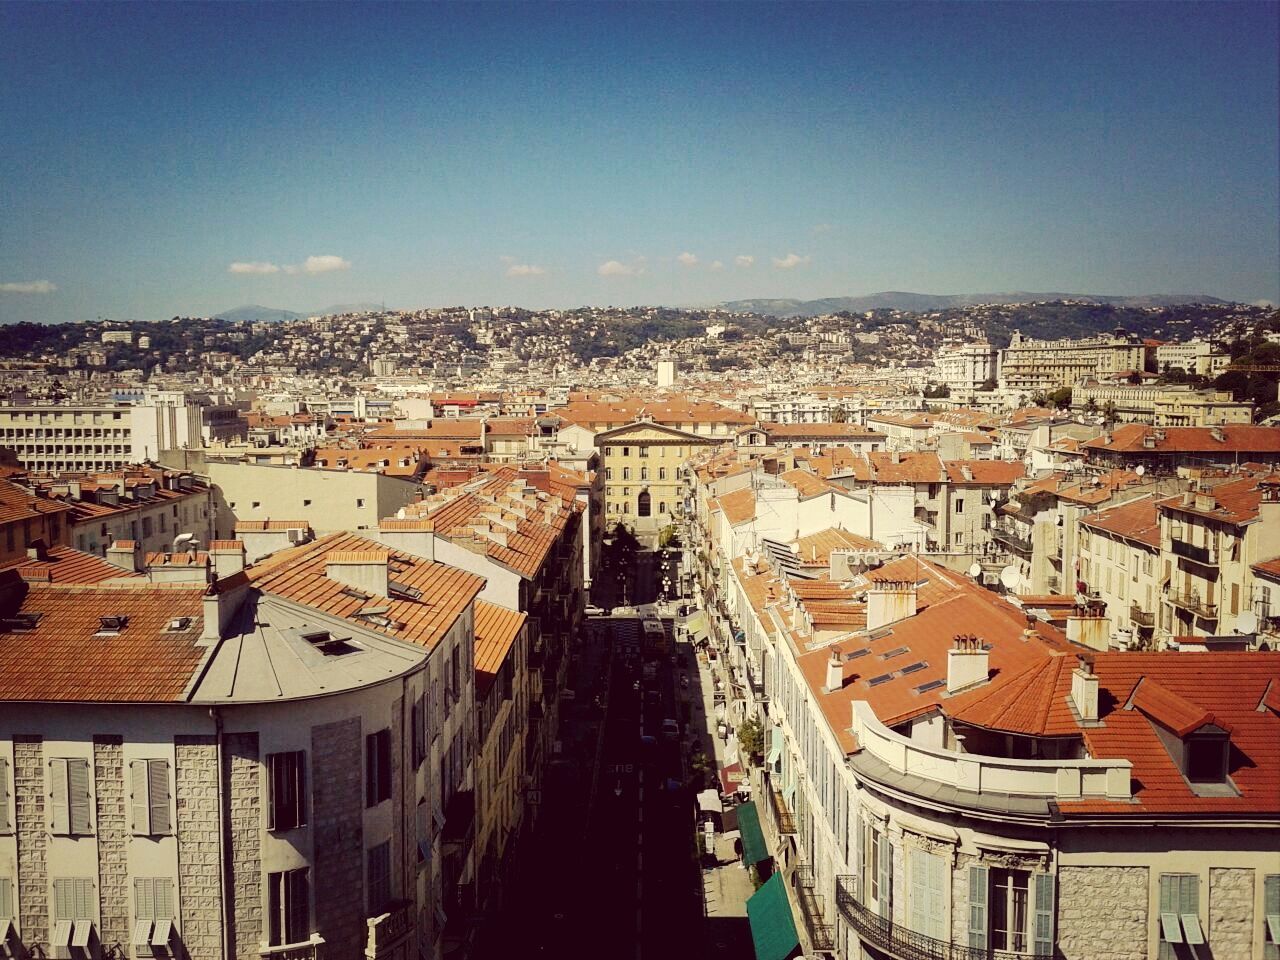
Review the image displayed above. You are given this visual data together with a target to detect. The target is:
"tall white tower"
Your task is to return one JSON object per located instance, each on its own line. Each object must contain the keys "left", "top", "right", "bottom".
{"left": 657, "top": 359, "right": 676, "bottom": 388}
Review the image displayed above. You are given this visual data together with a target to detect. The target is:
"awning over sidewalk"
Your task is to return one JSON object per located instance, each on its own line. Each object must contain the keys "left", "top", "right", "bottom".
{"left": 736, "top": 800, "right": 769, "bottom": 866}
{"left": 747, "top": 872, "right": 800, "bottom": 960}
{"left": 685, "top": 611, "right": 708, "bottom": 639}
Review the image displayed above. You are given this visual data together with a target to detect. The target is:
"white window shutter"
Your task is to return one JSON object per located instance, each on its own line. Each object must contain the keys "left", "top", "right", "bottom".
{"left": 135, "top": 877, "right": 155, "bottom": 920}
{"left": 54, "top": 877, "right": 73, "bottom": 921}
{"left": 0, "top": 757, "right": 9, "bottom": 833}
{"left": 968, "top": 864, "right": 988, "bottom": 950}
{"left": 0, "top": 877, "right": 13, "bottom": 921}
{"left": 148, "top": 760, "right": 171, "bottom": 835}
{"left": 909, "top": 848, "right": 928, "bottom": 935}
{"left": 49, "top": 759, "right": 69, "bottom": 834}
{"left": 927, "top": 851, "right": 947, "bottom": 940}
{"left": 129, "top": 760, "right": 150, "bottom": 835}
{"left": 74, "top": 878, "right": 94, "bottom": 921}
{"left": 154, "top": 878, "right": 174, "bottom": 921}
{"left": 266, "top": 753, "right": 278, "bottom": 831}
{"left": 1033, "top": 873, "right": 1055, "bottom": 955}
{"left": 878, "top": 833, "right": 893, "bottom": 919}
{"left": 68, "top": 759, "right": 91, "bottom": 835}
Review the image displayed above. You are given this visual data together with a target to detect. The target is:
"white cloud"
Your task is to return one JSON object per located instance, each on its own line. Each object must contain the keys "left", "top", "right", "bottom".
{"left": 677, "top": 252, "right": 699, "bottom": 267}
{"left": 772, "top": 252, "right": 810, "bottom": 269}
{"left": 228, "top": 261, "right": 281, "bottom": 275}
{"left": 0, "top": 280, "right": 56, "bottom": 293}
{"left": 506, "top": 263, "right": 545, "bottom": 277}
{"left": 734, "top": 255, "right": 754, "bottom": 268}
{"left": 300, "top": 254, "right": 350, "bottom": 274}
{"left": 598, "top": 259, "right": 638, "bottom": 277}
{"left": 710, "top": 260, "right": 724, "bottom": 271}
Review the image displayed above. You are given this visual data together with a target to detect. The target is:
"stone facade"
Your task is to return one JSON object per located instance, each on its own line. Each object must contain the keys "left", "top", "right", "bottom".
{"left": 1057, "top": 865, "right": 1149, "bottom": 960}
{"left": 1209, "top": 867, "right": 1254, "bottom": 960}
{"left": 175, "top": 735, "right": 222, "bottom": 960}
{"left": 92, "top": 736, "right": 129, "bottom": 948}
{"left": 393, "top": 695, "right": 405, "bottom": 897}
{"left": 13, "top": 736, "right": 48, "bottom": 951}
{"left": 226, "top": 732, "right": 261, "bottom": 960}
{"left": 311, "top": 716, "right": 364, "bottom": 959}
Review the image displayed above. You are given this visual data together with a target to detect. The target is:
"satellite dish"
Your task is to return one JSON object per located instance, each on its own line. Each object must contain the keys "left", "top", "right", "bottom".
{"left": 967, "top": 563, "right": 982, "bottom": 578}
{"left": 1136, "top": 465, "right": 1145, "bottom": 476}
{"left": 999, "top": 565, "right": 1019, "bottom": 590}
{"left": 1236, "top": 611, "right": 1259, "bottom": 634}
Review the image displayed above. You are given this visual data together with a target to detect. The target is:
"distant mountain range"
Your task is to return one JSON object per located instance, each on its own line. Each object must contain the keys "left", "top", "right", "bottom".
{"left": 717, "top": 292, "right": 1232, "bottom": 318}
{"left": 213, "top": 302, "right": 386, "bottom": 323}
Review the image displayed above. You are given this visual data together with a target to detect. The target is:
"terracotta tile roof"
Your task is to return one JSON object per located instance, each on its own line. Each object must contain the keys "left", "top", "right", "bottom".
{"left": 1252, "top": 558, "right": 1280, "bottom": 581}
{"left": 779, "top": 469, "right": 842, "bottom": 499}
{"left": 0, "top": 545, "right": 138, "bottom": 584}
{"left": 761, "top": 422, "right": 885, "bottom": 440}
{"left": 948, "top": 654, "right": 1080, "bottom": 737}
{"left": 793, "top": 527, "right": 882, "bottom": 565}
{"left": 474, "top": 600, "right": 526, "bottom": 698}
{"left": 208, "top": 540, "right": 244, "bottom": 551}
{"left": 1156, "top": 475, "right": 1269, "bottom": 526}
{"left": 1130, "top": 677, "right": 1232, "bottom": 737}
{"left": 942, "top": 460, "right": 1024, "bottom": 485}
{"left": 246, "top": 532, "right": 484, "bottom": 652}
{"left": 145, "top": 551, "right": 210, "bottom": 567}
{"left": 1058, "top": 653, "right": 1280, "bottom": 815}
{"left": 1084, "top": 424, "right": 1280, "bottom": 455}
{"left": 861, "top": 452, "right": 945, "bottom": 484}
{"left": 234, "top": 520, "right": 312, "bottom": 532}
{"left": 0, "top": 582, "right": 207, "bottom": 702}
{"left": 556, "top": 396, "right": 753, "bottom": 427}
{"left": 366, "top": 419, "right": 485, "bottom": 441}
{"left": 1080, "top": 496, "right": 1160, "bottom": 549}
{"left": 718, "top": 488, "right": 757, "bottom": 525}
{"left": 0, "top": 479, "right": 73, "bottom": 524}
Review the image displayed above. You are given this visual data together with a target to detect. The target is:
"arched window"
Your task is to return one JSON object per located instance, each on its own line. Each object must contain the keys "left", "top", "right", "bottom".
{"left": 637, "top": 490, "right": 652, "bottom": 517}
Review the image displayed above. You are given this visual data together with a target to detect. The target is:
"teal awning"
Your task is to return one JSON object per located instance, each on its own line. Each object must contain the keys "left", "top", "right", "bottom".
{"left": 737, "top": 800, "right": 769, "bottom": 866}
{"left": 747, "top": 872, "right": 800, "bottom": 960}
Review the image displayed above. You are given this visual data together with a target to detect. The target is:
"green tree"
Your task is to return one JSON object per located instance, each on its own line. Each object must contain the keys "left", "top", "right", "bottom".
{"left": 1048, "top": 387, "right": 1073, "bottom": 409}
{"left": 738, "top": 715, "right": 765, "bottom": 766}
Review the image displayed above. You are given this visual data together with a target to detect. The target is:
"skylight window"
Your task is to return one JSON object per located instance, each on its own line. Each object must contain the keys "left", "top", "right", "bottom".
{"left": 96, "top": 615, "right": 129, "bottom": 635}
{"left": 915, "top": 679, "right": 946, "bottom": 694}
{"left": 389, "top": 580, "right": 422, "bottom": 600}
{"left": 899, "top": 661, "right": 927, "bottom": 675}
{"left": 166, "top": 617, "right": 192, "bottom": 632}
{"left": 844, "top": 649, "right": 869, "bottom": 661}
{"left": 2, "top": 612, "right": 43, "bottom": 632}
{"left": 880, "top": 646, "right": 909, "bottom": 659}
{"left": 867, "top": 673, "right": 895, "bottom": 687}
{"left": 340, "top": 586, "right": 372, "bottom": 601}
{"left": 302, "top": 630, "right": 361, "bottom": 656}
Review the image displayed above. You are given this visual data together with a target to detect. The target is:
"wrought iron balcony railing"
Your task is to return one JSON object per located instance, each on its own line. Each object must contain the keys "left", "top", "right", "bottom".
{"left": 791, "top": 865, "right": 834, "bottom": 952}
{"left": 1166, "top": 591, "right": 1218, "bottom": 619}
{"left": 1170, "top": 538, "right": 1216, "bottom": 566}
{"left": 766, "top": 785, "right": 797, "bottom": 835}
{"left": 836, "top": 877, "right": 1050, "bottom": 960}
{"left": 1129, "top": 604, "right": 1155, "bottom": 627}
{"left": 991, "top": 527, "right": 1032, "bottom": 556}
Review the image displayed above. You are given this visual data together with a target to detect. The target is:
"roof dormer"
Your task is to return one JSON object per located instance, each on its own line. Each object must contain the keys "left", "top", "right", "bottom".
{"left": 1127, "top": 677, "right": 1237, "bottom": 796}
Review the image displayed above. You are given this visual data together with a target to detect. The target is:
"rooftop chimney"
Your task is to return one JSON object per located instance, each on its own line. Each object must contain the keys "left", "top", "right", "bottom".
{"left": 26, "top": 538, "right": 49, "bottom": 563}
{"left": 947, "top": 634, "right": 989, "bottom": 694}
{"left": 325, "top": 550, "right": 390, "bottom": 598}
{"left": 106, "top": 540, "right": 140, "bottom": 573}
{"left": 823, "top": 648, "right": 844, "bottom": 694}
{"left": 1070, "top": 654, "right": 1099, "bottom": 723}
{"left": 866, "top": 578, "right": 917, "bottom": 631}
{"left": 210, "top": 540, "right": 247, "bottom": 579}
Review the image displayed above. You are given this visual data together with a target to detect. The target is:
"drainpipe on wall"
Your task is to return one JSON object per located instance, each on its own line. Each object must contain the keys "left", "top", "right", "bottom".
{"left": 210, "top": 706, "right": 232, "bottom": 960}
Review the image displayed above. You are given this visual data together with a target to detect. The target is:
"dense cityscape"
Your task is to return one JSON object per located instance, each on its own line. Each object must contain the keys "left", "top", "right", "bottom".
{"left": 2, "top": 2, "right": 1278, "bottom": 960}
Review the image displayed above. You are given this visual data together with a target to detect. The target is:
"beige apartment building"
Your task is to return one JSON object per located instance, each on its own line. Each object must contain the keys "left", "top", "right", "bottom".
{"left": 999, "top": 329, "right": 1147, "bottom": 392}
{"left": 595, "top": 420, "right": 717, "bottom": 542}
{"left": 1072, "top": 381, "right": 1253, "bottom": 426}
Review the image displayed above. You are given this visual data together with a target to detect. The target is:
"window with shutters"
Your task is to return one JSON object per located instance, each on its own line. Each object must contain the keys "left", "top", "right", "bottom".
{"left": 863, "top": 823, "right": 891, "bottom": 918}
{"left": 134, "top": 877, "right": 174, "bottom": 919}
{"left": 267, "top": 868, "right": 310, "bottom": 947}
{"left": 49, "top": 758, "right": 93, "bottom": 835}
{"left": 0, "top": 757, "right": 10, "bottom": 834}
{"left": 0, "top": 876, "right": 12, "bottom": 923}
{"left": 411, "top": 697, "right": 426, "bottom": 768}
{"left": 53, "top": 877, "right": 95, "bottom": 920}
{"left": 990, "top": 868, "right": 1031, "bottom": 952}
{"left": 1264, "top": 875, "right": 1280, "bottom": 960}
{"left": 366, "top": 729, "right": 392, "bottom": 807}
{"left": 266, "top": 751, "right": 307, "bottom": 832}
{"left": 908, "top": 848, "right": 947, "bottom": 940}
{"left": 129, "top": 759, "right": 172, "bottom": 835}
{"left": 367, "top": 841, "right": 392, "bottom": 915}
{"left": 1158, "top": 873, "right": 1204, "bottom": 960}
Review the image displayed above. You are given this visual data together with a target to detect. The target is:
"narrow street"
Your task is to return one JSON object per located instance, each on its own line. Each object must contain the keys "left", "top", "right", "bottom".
{"left": 478, "top": 550, "right": 710, "bottom": 960}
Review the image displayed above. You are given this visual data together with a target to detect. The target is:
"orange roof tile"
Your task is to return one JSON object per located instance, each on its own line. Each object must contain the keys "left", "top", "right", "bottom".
{"left": 0, "top": 545, "right": 138, "bottom": 585}
{"left": 474, "top": 601, "right": 526, "bottom": 698}
{"left": 718, "top": 488, "right": 757, "bottom": 525}
{"left": 1080, "top": 496, "right": 1160, "bottom": 549}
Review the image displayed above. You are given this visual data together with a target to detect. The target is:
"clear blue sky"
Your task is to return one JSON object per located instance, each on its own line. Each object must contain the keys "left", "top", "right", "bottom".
{"left": 2, "top": 1, "right": 1276, "bottom": 323}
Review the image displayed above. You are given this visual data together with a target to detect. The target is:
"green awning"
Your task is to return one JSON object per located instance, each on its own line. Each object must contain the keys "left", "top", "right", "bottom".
{"left": 747, "top": 872, "right": 800, "bottom": 960}
{"left": 737, "top": 800, "right": 769, "bottom": 866}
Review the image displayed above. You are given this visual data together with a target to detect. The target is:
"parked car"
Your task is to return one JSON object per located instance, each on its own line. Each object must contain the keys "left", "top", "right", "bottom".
{"left": 661, "top": 718, "right": 680, "bottom": 740}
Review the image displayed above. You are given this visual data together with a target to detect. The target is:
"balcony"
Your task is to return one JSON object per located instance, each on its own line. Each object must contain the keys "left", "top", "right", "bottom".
{"left": 441, "top": 789, "right": 476, "bottom": 858}
{"left": 766, "top": 785, "right": 797, "bottom": 835}
{"left": 1166, "top": 591, "right": 1218, "bottom": 620}
{"left": 1171, "top": 538, "right": 1217, "bottom": 568}
{"left": 991, "top": 527, "right": 1032, "bottom": 556}
{"left": 849, "top": 701, "right": 1131, "bottom": 807}
{"left": 792, "top": 865, "right": 835, "bottom": 952}
{"left": 836, "top": 877, "right": 1048, "bottom": 960}
{"left": 365, "top": 901, "right": 414, "bottom": 959}
{"left": 257, "top": 935, "right": 325, "bottom": 960}
{"left": 1129, "top": 604, "right": 1155, "bottom": 628}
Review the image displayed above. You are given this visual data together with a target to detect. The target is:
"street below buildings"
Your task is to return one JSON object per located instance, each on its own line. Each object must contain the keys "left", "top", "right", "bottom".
{"left": 478, "top": 550, "right": 742, "bottom": 960}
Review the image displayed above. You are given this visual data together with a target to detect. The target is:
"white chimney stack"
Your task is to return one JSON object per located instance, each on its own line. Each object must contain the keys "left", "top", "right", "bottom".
{"left": 325, "top": 550, "right": 390, "bottom": 598}
{"left": 823, "top": 648, "right": 844, "bottom": 694}
{"left": 866, "top": 578, "right": 917, "bottom": 631}
{"left": 1071, "top": 654, "right": 1099, "bottom": 722}
{"left": 946, "top": 634, "right": 990, "bottom": 694}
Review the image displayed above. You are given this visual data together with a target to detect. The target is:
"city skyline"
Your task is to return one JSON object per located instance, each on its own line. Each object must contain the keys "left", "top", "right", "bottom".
{"left": 2, "top": 1, "right": 1277, "bottom": 324}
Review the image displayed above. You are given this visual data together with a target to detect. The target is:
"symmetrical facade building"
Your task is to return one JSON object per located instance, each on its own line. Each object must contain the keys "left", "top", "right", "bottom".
{"left": 998, "top": 330, "right": 1148, "bottom": 393}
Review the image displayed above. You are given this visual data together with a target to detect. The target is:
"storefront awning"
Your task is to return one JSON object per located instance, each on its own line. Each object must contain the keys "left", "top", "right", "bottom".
{"left": 685, "top": 611, "right": 708, "bottom": 639}
{"left": 747, "top": 872, "right": 800, "bottom": 960}
{"left": 736, "top": 800, "right": 769, "bottom": 866}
